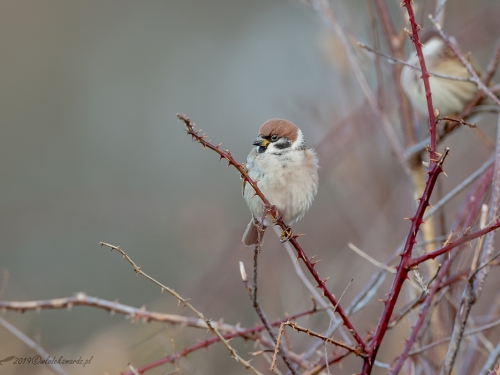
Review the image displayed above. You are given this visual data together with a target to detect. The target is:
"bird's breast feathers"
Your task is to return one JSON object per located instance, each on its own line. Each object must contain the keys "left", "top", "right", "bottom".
{"left": 244, "top": 149, "right": 319, "bottom": 224}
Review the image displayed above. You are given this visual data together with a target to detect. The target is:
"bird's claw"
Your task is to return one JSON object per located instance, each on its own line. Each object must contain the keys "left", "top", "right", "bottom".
{"left": 268, "top": 205, "right": 281, "bottom": 223}
{"left": 280, "top": 227, "right": 293, "bottom": 243}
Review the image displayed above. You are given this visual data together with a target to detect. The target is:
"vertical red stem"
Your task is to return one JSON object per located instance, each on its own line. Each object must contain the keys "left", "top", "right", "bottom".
{"left": 402, "top": 0, "right": 438, "bottom": 158}
{"left": 361, "top": 159, "right": 445, "bottom": 374}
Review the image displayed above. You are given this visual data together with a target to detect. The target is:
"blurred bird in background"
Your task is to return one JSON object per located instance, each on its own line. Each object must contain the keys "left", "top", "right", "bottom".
{"left": 401, "top": 32, "right": 479, "bottom": 117}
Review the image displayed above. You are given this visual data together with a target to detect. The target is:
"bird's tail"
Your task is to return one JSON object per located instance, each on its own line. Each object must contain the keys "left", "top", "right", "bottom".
{"left": 242, "top": 218, "right": 266, "bottom": 247}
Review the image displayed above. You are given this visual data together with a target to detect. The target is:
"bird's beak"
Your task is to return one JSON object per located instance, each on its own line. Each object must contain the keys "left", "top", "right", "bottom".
{"left": 253, "top": 136, "right": 269, "bottom": 147}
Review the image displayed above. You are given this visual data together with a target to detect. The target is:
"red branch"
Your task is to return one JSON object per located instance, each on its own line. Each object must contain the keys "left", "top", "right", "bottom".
{"left": 122, "top": 307, "right": 319, "bottom": 375}
{"left": 402, "top": 0, "right": 438, "bottom": 158}
{"left": 362, "top": 148, "right": 449, "bottom": 374}
{"left": 408, "top": 220, "right": 500, "bottom": 267}
{"left": 177, "top": 114, "right": 367, "bottom": 355}
{"left": 390, "top": 252, "right": 456, "bottom": 374}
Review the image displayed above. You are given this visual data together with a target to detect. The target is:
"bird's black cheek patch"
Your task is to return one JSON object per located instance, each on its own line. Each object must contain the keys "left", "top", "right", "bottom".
{"left": 275, "top": 141, "right": 291, "bottom": 150}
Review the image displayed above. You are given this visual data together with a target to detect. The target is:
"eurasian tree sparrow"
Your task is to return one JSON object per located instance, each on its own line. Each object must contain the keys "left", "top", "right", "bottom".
{"left": 401, "top": 33, "right": 478, "bottom": 116}
{"left": 242, "top": 119, "right": 319, "bottom": 247}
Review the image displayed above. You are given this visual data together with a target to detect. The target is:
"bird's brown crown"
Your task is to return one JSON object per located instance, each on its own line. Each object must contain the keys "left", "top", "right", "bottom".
{"left": 258, "top": 119, "right": 299, "bottom": 141}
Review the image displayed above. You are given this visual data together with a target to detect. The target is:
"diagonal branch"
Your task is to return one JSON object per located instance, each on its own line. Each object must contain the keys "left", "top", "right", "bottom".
{"left": 0, "top": 316, "right": 68, "bottom": 375}
{"left": 100, "top": 242, "right": 262, "bottom": 375}
{"left": 281, "top": 321, "right": 366, "bottom": 357}
{"left": 429, "top": 17, "right": 500, "bottom": 108}
{"left": 362, "top": 148, "right": 450, "bottom": 374}
{"left": 121, "top": 306, "right": 321, "bottom": 375}
{"left": 407, "top": 220, "right": 500, "bottom": 267}
{"left": 177, "top": 114, "right": 367, "bottom": 354}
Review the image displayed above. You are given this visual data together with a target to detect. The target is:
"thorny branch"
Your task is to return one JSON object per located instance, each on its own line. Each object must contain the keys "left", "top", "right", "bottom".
{"left": 99, "top": 242, "right": 262, "bottom": 375}
{"left": 441, "top": 115, "right": 500, "bottom": 375}
{"left": 177, "top": 114, "right": 368, "bottom": 355}
{"left": 0, "top": 316, "right": 68, "bottom": 375}
{"left": 0, "top": 294, "right": 246, "bottom": 330}
{"left": 120, "top": 306, "right": 322, "bottom": 375}
{"left": 362, "top": 148, "right": 451, "bottom": 374}
{"left": 245, "top": 245, "right": 299, "bottom": 375}
{"left": 430, "top": 17, "right": 500, "bottom": 109}
{"left": 401, "top": 0, "right": 438, "bottom": 158}
{"left": 272, "top": 320, "right": 366, "bottom": 365}
{"left": 178, "top": 112, "right": 500, "bottom": 374}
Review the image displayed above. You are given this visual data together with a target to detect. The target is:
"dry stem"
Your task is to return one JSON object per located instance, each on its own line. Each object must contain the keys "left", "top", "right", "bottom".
{"left": 100, "top": 242, "right": 262, "bottom": 375}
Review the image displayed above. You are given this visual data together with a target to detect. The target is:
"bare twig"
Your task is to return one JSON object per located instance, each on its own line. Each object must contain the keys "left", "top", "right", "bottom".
{"left": 439, "top": 116, "right": 477, "bottom": 128}
{"left": 429, "top": 17, "right": 500, "bottom": 108}
{"left": 409, "top": 317, "right": 500, "bottom": 356}
{"left": 0, "top": 293, "right": 240, "bottom": 331}
{"left": 247, "top": 245, "right": 299, "bottom": 375}
{"left": 306, "top": 0, "right": 409, "bottom": 174}
{"left": 274, "top": 321, "right": 366, "bottom": 359}
{"left": 423, "top": 157, "right": 495, "bottom": 221}
{"left": 407, "top": 220, "right": 500, "bottom": 267}
{"left": 121, "top": 306, "right": 320, "bottom": 375}
{"left": 481, "top": 342, "right": 500, "bottom": 375}
{"left": 440, "top": 116, "right": 500, "bottom": 375}
{"left": 402, "top": 0, "right": 438, "bottom": 158}
{"left": 0, "top": 316, "right": 68, "bottom": 375}
{"left": 348, "top": 243, "right": 396, "bottom": 273}
{"left": 389, "top": 254, "right": 456, "bottom": 374}
{"left": 100, "top": 242, "right": 262, "bottom": 375}
{"left": 358, "top": 42, "right": 475, "bottom": 82}
{"left": 278, "top": 226, "right": 354, "bottom": 360}
{"left": 473, "top": 115, "right": 500, "bottom": 300}
{"left": 363, "top": 149, "right": 450, "bottom": 374}
{"left": 178, "top": 114, "right": 367, "bottom": 353}
{"left": 435, "top": 0, "right": 448, "bottom": 25}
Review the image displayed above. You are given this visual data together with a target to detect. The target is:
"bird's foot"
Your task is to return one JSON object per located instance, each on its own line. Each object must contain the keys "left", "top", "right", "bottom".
{"left": 268, "top": 205, "right": 281, "bottom": 223}
{"left": 280, "top": 226, "right": 293, "bottom": 243}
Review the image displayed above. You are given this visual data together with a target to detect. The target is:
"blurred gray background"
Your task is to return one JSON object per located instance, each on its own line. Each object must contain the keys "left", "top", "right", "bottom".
{"left": 1, "top": 1, "right": 500, "bottom": 374}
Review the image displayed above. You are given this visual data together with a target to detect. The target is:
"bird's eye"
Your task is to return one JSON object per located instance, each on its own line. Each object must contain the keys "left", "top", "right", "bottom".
{"left": 271, "top": 135, "right": 278, "bottom": 141}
